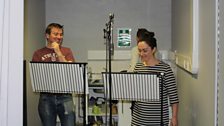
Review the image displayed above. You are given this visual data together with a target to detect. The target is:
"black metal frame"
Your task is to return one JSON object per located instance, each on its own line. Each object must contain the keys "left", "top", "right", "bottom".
{"left": 102, "top": 72, "right": 164, "bottom": 126}
{"left": 103, "top": 13, "right": 114, "bottom": 126}
{"left": 29, "top": 61, "right": 88, "bottom": 125}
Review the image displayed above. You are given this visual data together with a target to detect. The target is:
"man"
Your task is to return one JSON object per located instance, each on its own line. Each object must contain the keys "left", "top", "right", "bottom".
{"left": 32, "top": 23, "right": 76, "bottom": 126}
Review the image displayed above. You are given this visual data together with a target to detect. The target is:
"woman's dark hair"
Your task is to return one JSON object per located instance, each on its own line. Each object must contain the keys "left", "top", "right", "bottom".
{"left": 45, "top": 23, "right": 64, "bottom": 35}
{"left": 137, "top": 28, "right": 148, "bottom": 39}
{"left": 136, "top": 28, "right": 155, "bottom": 43}
{"left": 139, "top": 31, "right": 157, "bottom": 49}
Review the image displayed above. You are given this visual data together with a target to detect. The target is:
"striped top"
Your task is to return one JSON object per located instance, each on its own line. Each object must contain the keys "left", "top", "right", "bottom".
{"left": 131, "top": 61, "right": 179, "bottom": 126}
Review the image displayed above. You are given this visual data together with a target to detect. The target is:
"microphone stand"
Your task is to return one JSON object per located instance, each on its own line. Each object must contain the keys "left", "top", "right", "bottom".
{"left": 103, "top": 13, "right": 114, "bottom": 126}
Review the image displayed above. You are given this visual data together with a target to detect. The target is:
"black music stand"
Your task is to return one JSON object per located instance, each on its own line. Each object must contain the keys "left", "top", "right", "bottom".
{"left": 102, "top": 72, "right": 164, "bottom": 126}
{"left": 29, "top": 61, "right": 88, "bottom": 125}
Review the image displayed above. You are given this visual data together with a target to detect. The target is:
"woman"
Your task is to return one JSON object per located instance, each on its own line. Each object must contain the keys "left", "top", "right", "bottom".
{"left": 131, "top": 32, "right": 178, "bottom": 126}
{"left": 128, "top": 28, "right": 153, "bottom": 72}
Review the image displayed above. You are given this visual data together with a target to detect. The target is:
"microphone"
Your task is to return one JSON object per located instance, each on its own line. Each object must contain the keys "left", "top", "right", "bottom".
{"left": 109, "top": 13, "right": 114, "bottom": 20}
{"left": 109, "top": 14, "right": 114, "bottom": 25}
{"left": 103, "top": 13, "right": 114, "bottom": 55}
{"left": 109, "top": 13, "right": 114, "bottom": 56}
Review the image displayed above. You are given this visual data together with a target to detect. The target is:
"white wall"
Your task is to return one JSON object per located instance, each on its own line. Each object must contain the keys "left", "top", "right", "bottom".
{"left": 46, "top": 0, "right": 172, "bottom": 62}
{"left": 24, "top": 0, "right": 46, "bottom": 126}
{"left": 172, "top": 0, "right": 217, "bottom": 126}
{"left": 0, "top": 0, "right": 24, "bottom": 126}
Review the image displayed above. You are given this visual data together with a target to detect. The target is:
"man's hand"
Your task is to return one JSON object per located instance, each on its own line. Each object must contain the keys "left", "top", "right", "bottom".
{"left": 50, "top": 42, "right": 68, "bottom": 62}
{"left": 51, "top": 42, "right": 61, "bottom": 53}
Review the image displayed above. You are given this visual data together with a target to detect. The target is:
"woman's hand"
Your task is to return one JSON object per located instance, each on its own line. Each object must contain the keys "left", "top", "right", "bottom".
{"left": 170, "top": 103, "right": 178, "bottom": 126}
{"left": 170, "top": 116, "right": 178, "bottom": 126}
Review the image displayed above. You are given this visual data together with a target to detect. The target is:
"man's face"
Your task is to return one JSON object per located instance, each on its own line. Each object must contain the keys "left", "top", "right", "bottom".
{"left": 46, "top": 27, "right": 63, "bottom": 44}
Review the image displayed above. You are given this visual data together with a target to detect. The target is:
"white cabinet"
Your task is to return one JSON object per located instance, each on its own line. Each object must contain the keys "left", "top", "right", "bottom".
{"left": 86, "top": 50, "right": 132, "bottom": 126}
{"left": 88, "top": 85, "right": 119, "bottom": 126}
{"left": 117, "top": 101, "right": 132, "bottom": 126}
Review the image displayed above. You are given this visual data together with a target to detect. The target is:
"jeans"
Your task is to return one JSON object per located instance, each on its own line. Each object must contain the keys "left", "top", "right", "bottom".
{"left": 38, "top": 93, "right": 76, "bottom": 126}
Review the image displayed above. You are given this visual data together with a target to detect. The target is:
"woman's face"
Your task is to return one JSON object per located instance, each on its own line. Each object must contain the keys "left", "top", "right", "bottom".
{"left": 138, "top": 41, "right": 156, "bottom": 62}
